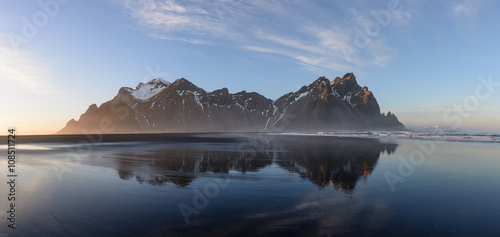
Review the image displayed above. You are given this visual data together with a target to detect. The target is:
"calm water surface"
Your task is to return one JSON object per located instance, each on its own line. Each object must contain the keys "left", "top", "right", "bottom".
{"left": 1, "top": 134, "right": 499, "bottom": 236}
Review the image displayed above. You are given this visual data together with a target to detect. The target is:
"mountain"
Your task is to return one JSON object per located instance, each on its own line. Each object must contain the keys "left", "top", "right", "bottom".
{"left": 58, "top": 73, "right": 406, "bottom": 134}
{"left": 267, "top": 73, "right": 406, "bottom": 131}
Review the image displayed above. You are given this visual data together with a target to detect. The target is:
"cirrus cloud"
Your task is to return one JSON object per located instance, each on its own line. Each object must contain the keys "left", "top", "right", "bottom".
{"left": 117, "top": 0, "right": 413, "bottom": 73}
{"left": 0, "top": 34, "right": 54, "bottom": 95}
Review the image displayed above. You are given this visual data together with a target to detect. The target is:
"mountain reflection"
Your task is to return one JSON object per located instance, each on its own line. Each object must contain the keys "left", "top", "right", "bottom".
{"left": 274, "top": 136, "right": 397, "bottom": 191}
{"left": 108, "top": 135, "right": 397, "bottom": 191}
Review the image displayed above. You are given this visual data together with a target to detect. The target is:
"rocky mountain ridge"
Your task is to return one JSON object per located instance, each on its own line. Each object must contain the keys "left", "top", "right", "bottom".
{"left": 58, "top": 73, "right": 406, "bottom": 134}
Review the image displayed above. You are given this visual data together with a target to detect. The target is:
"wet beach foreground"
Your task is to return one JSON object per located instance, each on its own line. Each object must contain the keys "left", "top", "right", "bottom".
{"left": 1, "top": 133, "right": 499, "bottom": 236}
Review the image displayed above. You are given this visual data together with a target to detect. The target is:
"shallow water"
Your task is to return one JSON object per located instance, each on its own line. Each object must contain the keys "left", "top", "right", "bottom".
{"left": 1, "top": 134, "right": 499, "bottom": 236}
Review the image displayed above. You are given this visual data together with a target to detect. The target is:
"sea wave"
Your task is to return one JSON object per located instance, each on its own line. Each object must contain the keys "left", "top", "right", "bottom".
{"left": 275, "top": 131, "right": 500, "bottom": 143}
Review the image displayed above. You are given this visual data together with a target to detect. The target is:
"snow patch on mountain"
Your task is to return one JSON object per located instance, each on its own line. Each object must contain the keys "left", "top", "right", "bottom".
{"left": 128, "top": 78, "right": 170, "bottom": 101}
{"left": 343, "top": 93, "right": 355, "bottom": 106}
{"left": 295, "top": 91, "right": 309, "bottom": 101}
{"left": 193, "top": 91, "right": 204, "bottom": 110}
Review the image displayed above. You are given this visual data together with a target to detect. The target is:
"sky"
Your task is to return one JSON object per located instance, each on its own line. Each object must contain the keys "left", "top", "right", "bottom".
{"left": 1, "top": 0, "right": 500, "bottom": 135}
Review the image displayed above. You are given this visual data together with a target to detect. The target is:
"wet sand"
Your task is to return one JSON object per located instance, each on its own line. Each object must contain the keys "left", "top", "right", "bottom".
{"left": 1, "top": 133, "right": 499, "bottom": 236}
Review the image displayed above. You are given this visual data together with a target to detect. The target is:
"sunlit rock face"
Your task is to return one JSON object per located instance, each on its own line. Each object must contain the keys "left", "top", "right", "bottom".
{"left": 58, "top": 73, "right": 406, "bottom": 134}
{"left": 267, "top": 73, "right": 405, "bottom": 131}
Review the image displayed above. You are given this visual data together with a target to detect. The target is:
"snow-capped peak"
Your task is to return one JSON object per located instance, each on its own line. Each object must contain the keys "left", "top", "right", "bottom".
{"left": 129, "top": 78, "right": 170, "bottom": 101}
{"left": 148, "top": 78, "right": 170, "bottom": 85}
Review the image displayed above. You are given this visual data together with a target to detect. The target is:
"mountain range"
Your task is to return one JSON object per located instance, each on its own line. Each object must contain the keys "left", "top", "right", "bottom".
{"left": 58, "top": 73, "right": 406, "bottom": 134}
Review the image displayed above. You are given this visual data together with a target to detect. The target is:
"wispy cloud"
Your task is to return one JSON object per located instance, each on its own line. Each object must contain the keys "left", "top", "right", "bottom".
{"left": 120, "top": 0, "right": 237, "bottom": 39}
{"left": 451, "top": 0, "right": 485, "bottom": 17}
{"left": 118, "top": 0, "right": 412, "bottom": 73}
{"left": 0, "top": 35, "right": 54, "bottom": 94}
{"left": 148, "top": 32, "right": 211, "bottom": 45}
{"left": 452, "top": 1, "right": 473, "bottom": 16}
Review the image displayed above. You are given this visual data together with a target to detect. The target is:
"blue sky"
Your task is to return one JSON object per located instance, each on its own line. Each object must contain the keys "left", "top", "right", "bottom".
{"left": 1, "top": 0, "right": 500, "bottom": 134}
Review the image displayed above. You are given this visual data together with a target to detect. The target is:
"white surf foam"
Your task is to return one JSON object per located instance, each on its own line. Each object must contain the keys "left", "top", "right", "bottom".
{"left": 274, "top": 131, "right": 500, "bottom": 143}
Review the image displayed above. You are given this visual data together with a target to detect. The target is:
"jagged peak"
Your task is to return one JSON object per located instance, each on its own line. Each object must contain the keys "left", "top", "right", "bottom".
{"left": 310, "top": 76, "right": 331, "bottom": 88}
{"left": 315, "top": 76, "right": 330, "bottom": 83}
{"left": 86, "top": 104, "right": 98, "bottom": 113}
{"left": 305, "top": 76, "right": 332, "bottom": 99}
{"left": 119, "top": 86, "right": 133, "bottom": 94}
{"left": 342, "top": 72, "right": 356, "bottom": 80}
{"left": 63, "top": 118, "right": 77, "bottom": 127}
{"left": 331, "top": 77, "right": 341, "bottom": 85}
{"left": 171, "top": 78, "right": 204, "bottom": 92}
{"left": 149, "top": 78, "right": 169, "bottom": 85}
{"left": 136, "top": 82, "right": 144, "bottom": 89}
{"left": 310, "top": 76, "right": 330, "bottom": 88}
{"left": 116, "top": 78, "right": 170, "bottom": 101}
{"left": 132, "top": 78, "right": 170, "bottom": 91}
{"left": 172, "top": 77, "right": 193, "bottom": 86}
{"left": 173, "top": 77, "right": 188, "bottom": 83}
{"left": 363, "top": 86, "right": 372, "bottom": 94}
{"left": 332, "top": 72, "right": 358, "bottom": 86}
{"left": 211, "top": 87, "right": 229, "bottom": 95}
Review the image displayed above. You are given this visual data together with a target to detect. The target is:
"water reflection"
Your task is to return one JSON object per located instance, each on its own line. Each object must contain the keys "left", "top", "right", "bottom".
{"left": 106, "top": 135, "right": 397, "bottom": 192}
{"left": 274, "top": 136, "right": 397, "bottom": 192}
{"left": 8, "top": 134, "right": 500, "bottom": 236}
